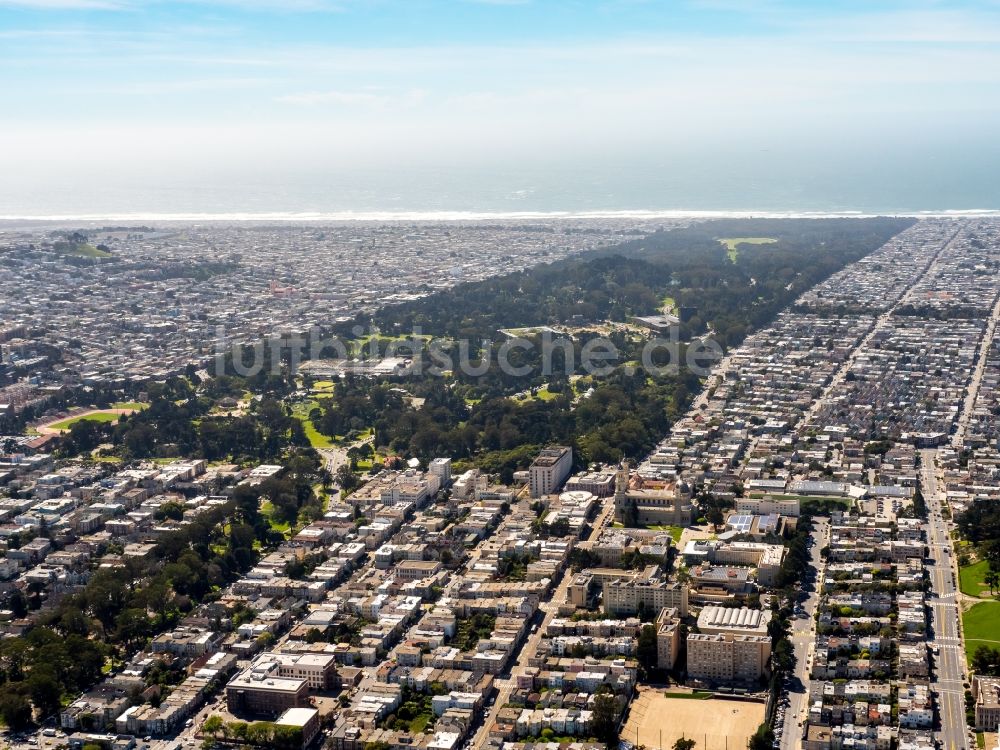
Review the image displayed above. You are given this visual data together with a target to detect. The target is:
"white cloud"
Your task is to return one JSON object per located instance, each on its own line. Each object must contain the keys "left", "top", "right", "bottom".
{"left": 275, "top": 87, "right": 428, "bottom": 107}
{"left": 0, "top": 0, "right": 350, "bottom": 9}
{"left": 2, "top": 4, "right": 1000, "bottom": 187}
{"left": 276, "top": 89, "right": 386, "bottom": 105}
{"left": 0, "top": 0, "right": 127, "bottom": 8}
{"left": 790, "top": 7, "right": 1000, "bottom": 43}
{"left": 180, "top": 0, "right": 348, "bottom": 10}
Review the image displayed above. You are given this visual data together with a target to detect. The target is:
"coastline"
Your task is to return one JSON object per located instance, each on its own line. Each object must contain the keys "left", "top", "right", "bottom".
{"left": 1, "top": 208, "right": 999, "bottom": 226}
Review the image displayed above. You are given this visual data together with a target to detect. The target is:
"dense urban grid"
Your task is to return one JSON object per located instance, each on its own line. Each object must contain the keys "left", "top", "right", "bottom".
{"left": 0, "top": 221, "right": 651, "bottom": 402}
{"left": 2, "top": 217, "right": 1000, "bottom": 750}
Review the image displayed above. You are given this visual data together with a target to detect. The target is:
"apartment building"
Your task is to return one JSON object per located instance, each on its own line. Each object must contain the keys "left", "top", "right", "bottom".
{"left": 686, "top": 633, "right": 771, "bottom": 684}
{"left": 655, "top": 607, "right": 682, "bottom": 670}
{"left": 973, "top": 676, "right": 1000, "bottom": 730}
{"left": 603, "top": 578, "right": 688, "bottom": 617}
{"left": 529, "top": 447, "right": 572, "bottom": 498}
{"left": 735, "top": 495, "right": 801, "bottom": 517}
{"left": 256, "top": 652, "right": 340, "bottom": 691}
{"left": 226, "top": 670, "right": 311, "bottom": 717}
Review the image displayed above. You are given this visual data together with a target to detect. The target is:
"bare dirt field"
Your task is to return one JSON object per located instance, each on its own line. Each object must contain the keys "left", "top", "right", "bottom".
{"left": 622, "top": 687, "right": 765, "bottom": 750}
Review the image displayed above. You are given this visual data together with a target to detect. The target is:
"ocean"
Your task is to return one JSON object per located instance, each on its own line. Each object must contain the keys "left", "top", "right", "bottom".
{"left": 3, "top": 145, "right": 1000, "bottom": 222}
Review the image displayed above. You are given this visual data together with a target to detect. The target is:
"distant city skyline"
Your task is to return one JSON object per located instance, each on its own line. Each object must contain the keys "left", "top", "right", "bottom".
{"left": 2, "top": 0, "right": 1000, "bottom": 214}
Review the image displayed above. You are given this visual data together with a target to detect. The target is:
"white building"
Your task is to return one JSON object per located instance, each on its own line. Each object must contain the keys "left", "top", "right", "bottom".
{"left": 529, "top": 446, "right": 572, "bottom": 498}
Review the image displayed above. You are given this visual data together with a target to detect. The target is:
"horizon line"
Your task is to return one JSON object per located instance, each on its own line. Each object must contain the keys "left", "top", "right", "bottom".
{"left": 2, "top": 208, "right": 1000, "bottom": 226}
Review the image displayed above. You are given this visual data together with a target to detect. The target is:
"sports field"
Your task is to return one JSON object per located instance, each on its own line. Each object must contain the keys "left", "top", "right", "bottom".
{"left": 622, "top": 688, "right": 764, "bottom": 750}
{"left": 37, "top": 407, "right": 141, "bottom": 434}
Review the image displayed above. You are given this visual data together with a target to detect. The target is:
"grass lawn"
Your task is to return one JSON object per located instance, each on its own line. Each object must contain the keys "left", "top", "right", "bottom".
{"left": 59, "top": 242, "right": 113, "bottom": 258}
{"left": 112, "top": 401, "right": 147, "bottom": 410}
{"left": 409, "top": 714, "right": 431, "bottom": 733}
{"left": 348, "top": 332, "right": 432, "bottom": 357}
{"left": 91, "top": 454, "right": 123, "bottom": 464}
{"left": 648, "top": 525, "right": 685, "bottom": 543}
{"left": 662, "top": 295, "right": 677, "bottom": 314}
{"left": 260, "top": 500, "right": 291, "bottom": 535}
{"left": 963, "top": 601, "right": 1000, "bottom": 662}
{"left": 961, "top": 560, "right": 994, "bottom": 599}
{"left": 301, "top": 419, "right": 334, "bottom": 449}
{"left": 797, "top": 496, "right": 855, "bottom": 512}
{"left": 291, "top": 399, "right": 334, "bottom": 449}
{"left": 717, "top": 236, "right": 778, "bottom": 262}
{"left": 48, "top": 411, "right": 123, "bottom": 430}
{"left": 534, "top": 386, "right": 562, "bottom": 401}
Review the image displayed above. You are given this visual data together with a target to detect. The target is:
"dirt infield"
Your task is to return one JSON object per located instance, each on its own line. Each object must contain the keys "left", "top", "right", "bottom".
{"left": 35, "top": 408, "right": 138, "bottom": 435}
{"left": 622, "top": 687, "right": 765, "bottom": 750}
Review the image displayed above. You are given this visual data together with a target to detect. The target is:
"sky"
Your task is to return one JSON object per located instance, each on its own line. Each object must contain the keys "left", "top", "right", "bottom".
{"left": 2, "top": 0, "right": 1000, "bottom": 214}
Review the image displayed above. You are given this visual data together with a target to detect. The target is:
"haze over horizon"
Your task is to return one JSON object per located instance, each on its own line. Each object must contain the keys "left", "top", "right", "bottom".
{"left": 3, "top": 0, "right": 1000, "bottom": 215}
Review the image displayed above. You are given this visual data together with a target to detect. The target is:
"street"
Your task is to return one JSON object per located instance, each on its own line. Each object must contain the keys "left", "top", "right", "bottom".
{"left": 921, "top": 448, "right": 970, "bottom": 750}
{"left": 465, "top": 493, "right": 617, "bottom": 750}
{"left": 778, "top": 517, "right": 829, "bottom": 750}
{"left": 953, "top": 293, "right": 1000, "bottom": 448}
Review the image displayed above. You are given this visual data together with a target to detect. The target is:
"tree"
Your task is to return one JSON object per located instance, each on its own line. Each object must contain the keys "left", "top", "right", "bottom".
{"left": 972, "top": 645, "right": 1000, "bottom": 676}
{"left": 987, "top": 570, "right": 1000, "bottom": 597}
{"left": 336, "top": 463, "right": 360, "bottom": 492}
{"left": 8, "top": 590, "right": 28, "bottom": 619}
{"left": 706, "top": 505, "right": 725, "bottom": 530}
{"left": 155, "top": 501, "right": 186, "bottom": 522}
{"left": 246, "top": 721, "right": 275, "bottom": 746}
{"left": 591, "top": 691, "right": 619, "bottom": 747}
{"left": 0, "top": 692, "right": 32, "bottom": 731}
{"left": 28, "top": 669, "right": 62, "bottom": 718}
{"left": 273, "top": 725, "right": 303, "bottom": 750}
{"left": 115, "top": 608, "right": 151, "bottom": 649}
{"left": 545, "top": 516, "right": 571, "bottom": 538}
{"left": 748, "top": 724, "right": 774, "bottom": 750}
{"left": 203, "top": 715, "right": 224, "bottom": 738}
{"left": 674, "top": 737, "right": 696, "bottom": 750}
{"left": 637, "top": 624, "right": 659, "bottom": 675}
{"left": 227, "top": 721, "right": 248, "bottom": 741}
{"left": 305, "top": 627, "right": 324, "bottom": 644}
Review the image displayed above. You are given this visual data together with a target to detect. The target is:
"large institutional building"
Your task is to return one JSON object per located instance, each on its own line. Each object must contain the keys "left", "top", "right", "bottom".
{"left": 613, "top": 468, "right": 693, "bottom": 527}
{"left": 529, "top": 446, "right": 573, "bottom": 498}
